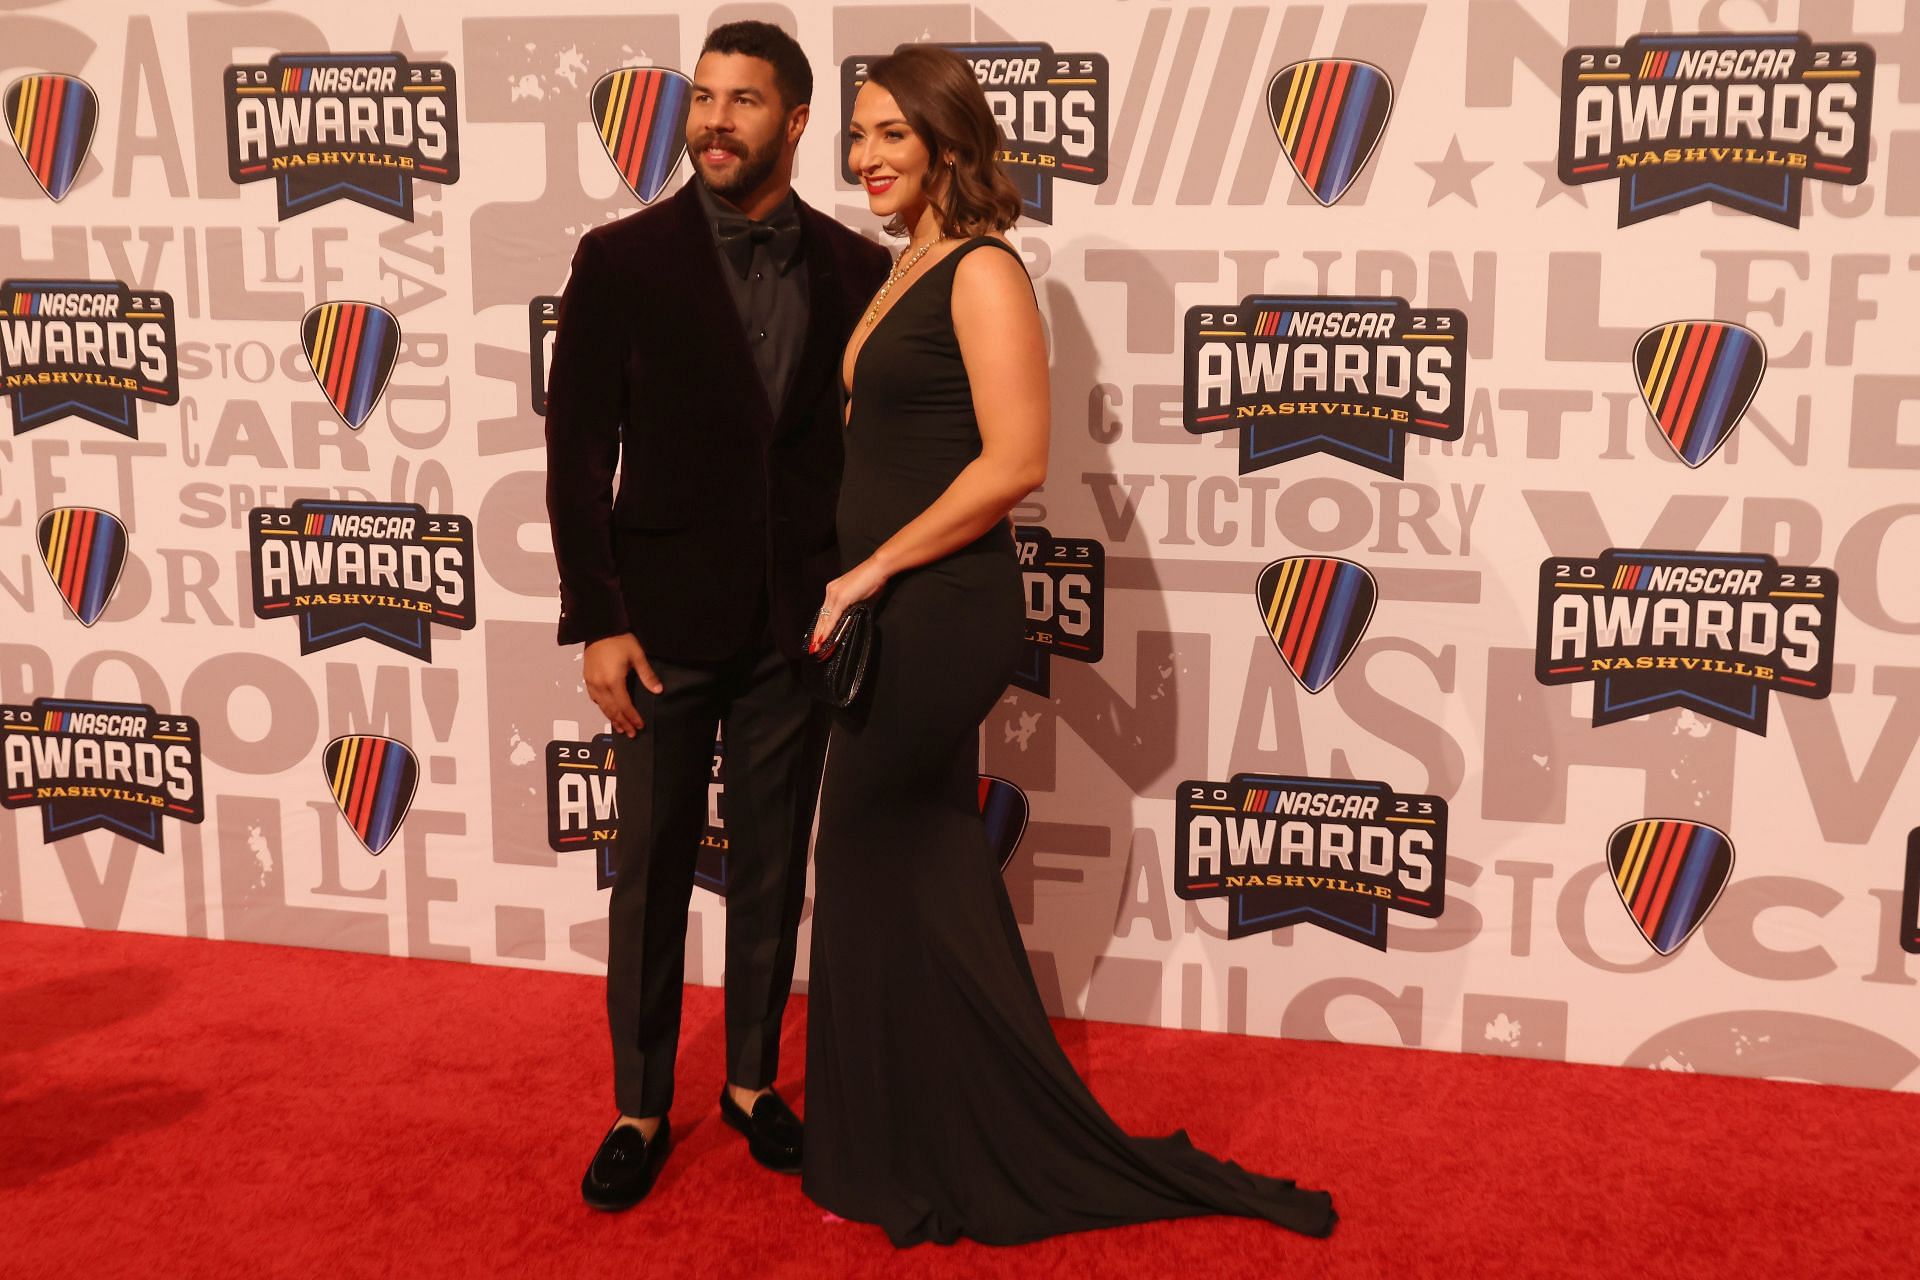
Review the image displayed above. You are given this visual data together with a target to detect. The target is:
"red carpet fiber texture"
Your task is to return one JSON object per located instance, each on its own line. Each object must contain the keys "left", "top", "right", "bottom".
{"left": 4, "top": 919, "right": 1917, "bottom": 1279}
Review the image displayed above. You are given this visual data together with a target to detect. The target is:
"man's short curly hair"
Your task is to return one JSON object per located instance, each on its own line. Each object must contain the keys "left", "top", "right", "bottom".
{"left": 701, "top": 21, "right": 812, "bottom": 111}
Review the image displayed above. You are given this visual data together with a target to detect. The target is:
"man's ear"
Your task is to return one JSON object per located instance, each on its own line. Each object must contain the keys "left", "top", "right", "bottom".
{"left": 786, "top": 102, "right": 811, "bottom": 146}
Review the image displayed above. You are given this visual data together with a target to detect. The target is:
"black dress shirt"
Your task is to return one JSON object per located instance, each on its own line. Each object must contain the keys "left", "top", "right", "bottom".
{"left": 696, "top": 179, "right": 810, "bottom": 415}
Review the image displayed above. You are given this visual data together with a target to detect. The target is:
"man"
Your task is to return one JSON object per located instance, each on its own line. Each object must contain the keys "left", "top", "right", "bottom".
{"left": 544, "top": 21, "right": 890, "bottom": 1212}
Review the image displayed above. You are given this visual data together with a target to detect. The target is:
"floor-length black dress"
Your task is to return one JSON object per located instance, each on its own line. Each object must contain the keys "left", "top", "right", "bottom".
{"left": 803, "top": 236, "right": 1337, "bottom": 1247}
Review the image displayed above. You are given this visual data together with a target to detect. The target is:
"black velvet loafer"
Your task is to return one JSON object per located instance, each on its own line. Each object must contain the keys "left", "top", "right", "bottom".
{"left": 580, "top": 1117, "right": 672, "bottom": 1212}
{"left": 718, "top": 1088, "right": 803, "bottom": 1173}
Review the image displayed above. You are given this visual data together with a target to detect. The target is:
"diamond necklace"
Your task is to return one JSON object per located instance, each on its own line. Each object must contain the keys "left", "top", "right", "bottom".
{"left": 863, "top": 234, "right": 947, "bottom": 328}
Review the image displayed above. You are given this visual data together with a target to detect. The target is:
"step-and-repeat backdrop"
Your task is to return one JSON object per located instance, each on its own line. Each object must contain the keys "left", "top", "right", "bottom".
{"left": 6, "top": 1, "right": 1919, "bottom": 1090}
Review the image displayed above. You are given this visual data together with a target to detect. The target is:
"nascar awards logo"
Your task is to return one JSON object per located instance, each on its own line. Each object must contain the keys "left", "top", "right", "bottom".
{"left": 224, "top": 53, "right": 459, "bottom": 221}
{"left": 1255, "top": 556, "right": 1376, "bottom": 694}
{"left": 842, "top": 43, "right": 1108, "bottom": 223}
{"left": 529, "top": 297, "right": 559, "bottom": 416}
{"left": 1175, "top": 773, "right": 1446, "bottom": 949}
{"left": 37, "top": 507, "right": 128, "bottom": 626}
{"left": 1010, "top": 525, "right": 1103, "bottom": 696}
{"left": 1267, "top": 59, "right": 1393, "bottom": 206}
{"left": 1, "top": 698, "right": 204, "bottom": 852}
{"left": 1559, "top": 32, "right": 1873, "bottom": 227}
{"left": 302, "top": 302, "right": 399, "bottom": 429}
{"left": 323, "top": 735, "right": 417, "bottom": 855}
{"left": 6, "top": 73, "right": 98, "bottom": 201}
{"left": 1902, "top": 830, "right": 1920, "bottom": 957}
{"left": 589, "top": 67, "right": 692, "bottom": 204}
{"left": 548, "top": 734, "right": 623, "bottom": 891}
{"left": 1537, "top": 548, "right": 1837, "bottom": 734}
{"left": 547, "top": 732, "right": 728, "bottom": 892}
{"left": 1607, "top": 819, "right": 1733, "bottom": 955}
{"left": 1183, "top": 295, "right": 1465, "bottom": 477}
{"left": 0, "top": 280, "right": 178, "bottom": 436}
{"left": 251, "top": 499, "right": 477, "bottom": 660}
{"left": 1635, "top": 320, "right": 1766, "bottom": 468}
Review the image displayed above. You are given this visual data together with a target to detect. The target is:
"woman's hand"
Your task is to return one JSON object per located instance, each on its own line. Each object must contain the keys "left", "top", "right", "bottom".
{"left": 810, "top": 558, "right": 890, "bottom": 653}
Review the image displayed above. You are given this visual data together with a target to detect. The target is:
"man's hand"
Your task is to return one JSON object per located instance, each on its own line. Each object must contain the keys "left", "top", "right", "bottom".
{"left": 584, "top": 633, "right": 663, "bottom": 737}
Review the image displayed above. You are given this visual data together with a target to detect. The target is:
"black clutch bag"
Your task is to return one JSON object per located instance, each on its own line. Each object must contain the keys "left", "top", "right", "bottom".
{"left": 803, "top": 602, "right": 874, "bottom": 707}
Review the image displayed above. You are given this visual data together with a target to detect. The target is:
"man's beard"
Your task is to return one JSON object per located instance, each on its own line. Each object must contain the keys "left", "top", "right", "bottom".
{"left": 693, "top": 133, "right": 782, "bottom": 201}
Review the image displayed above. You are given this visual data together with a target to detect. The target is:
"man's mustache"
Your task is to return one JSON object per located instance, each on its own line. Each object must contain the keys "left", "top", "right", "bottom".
{"left": 692, "top": 134, "right": 747, "bottom": 157}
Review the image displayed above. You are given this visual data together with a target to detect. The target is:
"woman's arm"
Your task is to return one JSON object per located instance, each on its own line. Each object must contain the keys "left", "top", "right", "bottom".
{"left": 809, "top": 242, "right": 1050, "bottom": 649}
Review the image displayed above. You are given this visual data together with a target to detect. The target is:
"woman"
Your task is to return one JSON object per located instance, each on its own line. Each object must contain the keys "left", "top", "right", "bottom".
{"left": 802, "top": 44, "right": 1337, "bottom": 1247}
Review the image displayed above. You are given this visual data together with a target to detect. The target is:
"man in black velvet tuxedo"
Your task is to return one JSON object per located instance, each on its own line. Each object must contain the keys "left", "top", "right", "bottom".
{"left": 544, "top": 21, "right": 889, "bottom": 1212}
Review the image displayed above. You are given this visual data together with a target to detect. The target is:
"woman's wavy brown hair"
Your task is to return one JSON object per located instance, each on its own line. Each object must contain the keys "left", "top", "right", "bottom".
{"left": 864, "top": 44, "right": 1022, "bottom": 239}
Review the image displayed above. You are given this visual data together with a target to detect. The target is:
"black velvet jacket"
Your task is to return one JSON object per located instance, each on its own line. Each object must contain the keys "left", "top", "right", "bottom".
{"left": 544, "top": 183, "right": 890, "bottom": 660}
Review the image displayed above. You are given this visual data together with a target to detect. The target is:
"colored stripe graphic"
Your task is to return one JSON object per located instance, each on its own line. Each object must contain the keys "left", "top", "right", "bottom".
{"left": 324, "top": 735, "right": 418, "bottom": 856}
{"left": 978, "top": 775, "right": 1029, "bottom": 871}
{"left": 5, "top": 74, "right": 98, "bottom": 201}
{"left": 1611, "top": 563, "right": 1654, "bottom": 591}
{"left": 1266, "top": 60, "right": 1394, "bottom": 207}
{"left": 1634, "top": 321, "right": 1766, "bottom": 468}
{"left": 1608, "top": 819, "right": 1734, "bottom": 956}
{"left": 1255, "top": 557, "right": 1378, "bottom": 694}
{"left": 302, "top": 302, "right": 400, "bottom": 429}
{"left": 36, "top": 507, "right": 128, "bottom": 627}
{"left": 591, "top": 67, "right": 693, "bottom": 204}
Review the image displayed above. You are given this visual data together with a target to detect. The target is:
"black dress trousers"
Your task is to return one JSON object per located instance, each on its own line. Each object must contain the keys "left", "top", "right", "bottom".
{"left": 605, "top": 640, "right": 829, "bottom": 1118}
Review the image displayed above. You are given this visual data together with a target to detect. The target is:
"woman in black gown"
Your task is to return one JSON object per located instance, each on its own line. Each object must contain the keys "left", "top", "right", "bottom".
{"left": 802, "top": 44, "right": 1337, "bottom": 1248}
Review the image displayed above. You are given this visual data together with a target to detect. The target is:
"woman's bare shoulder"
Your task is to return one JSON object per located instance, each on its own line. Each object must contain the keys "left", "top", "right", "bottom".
{"left": 950, "top": 235, "right": 1031, "bottom": 301}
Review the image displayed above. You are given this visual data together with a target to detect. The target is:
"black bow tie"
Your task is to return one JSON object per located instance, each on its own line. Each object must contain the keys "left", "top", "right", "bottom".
{"left": 714, "top": 211, "right": 802, "bottom": 279}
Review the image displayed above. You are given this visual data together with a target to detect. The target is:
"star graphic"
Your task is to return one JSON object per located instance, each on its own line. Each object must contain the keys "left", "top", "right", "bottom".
{"left": 1416, "top": 137, "right": 1493, "bottom": 207}
{"left": 1525, "top": 158, "right": 1586, "bottom": 207}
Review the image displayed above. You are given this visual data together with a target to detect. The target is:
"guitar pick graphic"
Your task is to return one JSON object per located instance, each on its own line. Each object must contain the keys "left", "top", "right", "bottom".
{"left": 1267, "top": 60, "right": 1393, "bottom": 207}
{"left": 323, "top": 735, "right": 418, "bottom": 855}
{"left": 6, "top": 74, "right": 97, "bottom": 201}
{"left": 1607, "top": 819, "right": 1734, "bottom": 956}
{"left": 591, "top": 67, "right": 693, "bottom": 204}
{"left": 1635, "top": 321, "right": 1766, "bottom": 468}
{"left": 301, "top": 302, "right": 400, "bottom": 429}
{"left": 36, "top": 507, "right": 127, "bottom": 626}
{"left": 1255, "top": 557, "right": 1377, "bottom": 693}
{"left": 978, "top": 775, "right": 1029, "bottom": 871}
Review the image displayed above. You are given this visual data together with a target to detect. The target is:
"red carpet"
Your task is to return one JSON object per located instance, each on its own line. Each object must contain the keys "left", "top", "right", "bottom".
{"left": 3, "top": 920, "right": 1915, "bottom": 1279}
